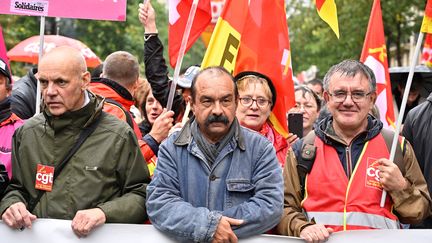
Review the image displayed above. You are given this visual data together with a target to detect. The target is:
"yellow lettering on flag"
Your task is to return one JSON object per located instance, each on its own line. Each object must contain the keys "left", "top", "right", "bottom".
{"left": 368, "top": 45, "right": 387, "bottom": 63}
{"left": 201, "top": 18, "right": 241, "bottom": 73}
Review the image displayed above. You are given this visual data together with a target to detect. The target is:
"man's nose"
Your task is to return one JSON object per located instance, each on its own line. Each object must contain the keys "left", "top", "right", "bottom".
{"left": 213, "top": 101, "right": 223, "bottom": 115}
{"left": 45, "top": 82, "right": 57, "bottom": 96}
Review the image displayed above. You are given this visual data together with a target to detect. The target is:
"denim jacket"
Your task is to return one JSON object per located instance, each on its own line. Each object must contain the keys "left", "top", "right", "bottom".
{"left": 146, "top": 119, "right": 284, "bottom": 242}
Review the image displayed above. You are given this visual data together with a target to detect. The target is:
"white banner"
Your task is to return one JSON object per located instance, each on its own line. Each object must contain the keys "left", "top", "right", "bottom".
{"left": 0, "top": 219, "right": 431, "bottom": 242}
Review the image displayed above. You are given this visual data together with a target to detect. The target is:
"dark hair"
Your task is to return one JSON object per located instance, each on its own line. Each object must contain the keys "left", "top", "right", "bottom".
{"left": 191, "top": 66, "right": 238, "bottom": 101}
{"left": 323, "top": 60, "right": 376, "bottom": 92}
{"left": 306, "top": 78, "right": 323, "bottom": 88}
{"left": 295, "top": 85, "right": 322, "bottom": 111}
{"left": 91, "top": 63, "right": 103, "bottom": 78}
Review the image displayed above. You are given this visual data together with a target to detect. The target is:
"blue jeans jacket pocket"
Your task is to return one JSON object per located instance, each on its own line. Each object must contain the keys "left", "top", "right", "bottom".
{"left": 225, "top": 180, "right": 255, "bottom": 208}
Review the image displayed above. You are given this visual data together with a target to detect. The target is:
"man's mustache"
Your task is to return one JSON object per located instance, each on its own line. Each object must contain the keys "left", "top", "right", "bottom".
{"left": 205, "top": 115, "right": 229, "bottom": 126}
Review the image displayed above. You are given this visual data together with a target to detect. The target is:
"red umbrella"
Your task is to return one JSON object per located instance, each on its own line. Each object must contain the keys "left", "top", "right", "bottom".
{"left": 7, "top": 35, "right": 102, "bottom": 68}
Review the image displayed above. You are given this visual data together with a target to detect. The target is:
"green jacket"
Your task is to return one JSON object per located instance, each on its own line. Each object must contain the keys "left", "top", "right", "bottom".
{"left": 0, "top": 92, "right": 150, "bottom": 223}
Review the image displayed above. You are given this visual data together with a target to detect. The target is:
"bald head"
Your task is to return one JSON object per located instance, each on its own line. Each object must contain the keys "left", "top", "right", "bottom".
{"left": 37, "top": 46, "right": 91, "bottom": 116}
{"left": 40, "top": 46, "right": 87, "bottom": 76}
{"left": 102, "top": 51, "right": 139, "bottom": 88}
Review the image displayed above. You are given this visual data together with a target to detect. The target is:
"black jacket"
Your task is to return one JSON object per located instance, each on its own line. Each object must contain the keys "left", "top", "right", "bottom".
{"left": 144, "top": 35, "right": 184, "bottom": 122}
{"left": 11, "top": 68, "right": 38, "bottom": 119}
{"left": 403, "top": 93, "right": 432, "bottom": 228}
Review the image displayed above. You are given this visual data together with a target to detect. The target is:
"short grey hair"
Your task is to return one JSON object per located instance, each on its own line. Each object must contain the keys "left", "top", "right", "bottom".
{"left": 103, "top": 51, "right": 139, "bottom": 87}
{"left": 323, "top": 60, "right": 376, "bottom": 92}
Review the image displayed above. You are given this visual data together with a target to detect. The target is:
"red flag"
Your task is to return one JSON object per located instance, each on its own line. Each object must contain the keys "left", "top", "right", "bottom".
{"left": 422, "top": 0, "right": 432, "bottom": 33}
{"left": 201, "top": 0, "right": 249, "bottom": 72}
{"left": 234, "top": 0, "right": 295, "bottom": 137}
{"left": 168, "top": 0, "right": 211, "bottom": 67}
{"left": 360, "top": 0, "right": 395, "bottom": 129}
{"left": 422, "top": 33, "right": 432, "bottom": 67}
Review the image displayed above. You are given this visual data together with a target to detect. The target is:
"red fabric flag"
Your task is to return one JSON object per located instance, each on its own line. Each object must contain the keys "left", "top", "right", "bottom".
{"left": 422, "top": 0, "right": 432, "bottom": 33}
{"left": 233, "top": 0, "right": 295, "bottom": 137}
{"left": 422, "top": 33, "right": 432, "bottom": 67}
{"left": 168, "top": 0, "right": 211, "bottom": 67}
{"left": 360, "top": 0, "right": 395, "bottom": 129}
{"left": 201, "top": 0, "right": 249, "bottom": 72}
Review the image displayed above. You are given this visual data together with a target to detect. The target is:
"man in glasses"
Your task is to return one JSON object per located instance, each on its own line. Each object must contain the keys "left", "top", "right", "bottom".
{"left": 277, "top": 60, "right": 431, "bottom": 242}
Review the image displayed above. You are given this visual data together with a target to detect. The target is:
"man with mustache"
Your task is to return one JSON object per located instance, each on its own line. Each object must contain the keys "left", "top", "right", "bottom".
{"left": 277, "top": 60, "right": 431, "bottom": 242}
{"left": 146, "top": 66, "right": 284, "bottom": 243}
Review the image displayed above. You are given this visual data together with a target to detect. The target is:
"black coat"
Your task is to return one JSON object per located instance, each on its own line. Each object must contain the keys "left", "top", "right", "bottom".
{"left": 144, "top": 35, "right": 184, "bottom": 122}
{"left": 11, "top": 68, "right": 38, "bottom": 119}
{"left": 403, "top": 93, "right": 432, "bottom": 228}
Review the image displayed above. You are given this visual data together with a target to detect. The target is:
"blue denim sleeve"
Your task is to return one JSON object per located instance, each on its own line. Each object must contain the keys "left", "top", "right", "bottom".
{"left": 146, "top": 141, "right": 222, "bottom": 242}
{"left": 222, "top": 141, "right": 284, "bottom": 237}
{"left": 143, "top": 133, "right": 159, "bottom": 155}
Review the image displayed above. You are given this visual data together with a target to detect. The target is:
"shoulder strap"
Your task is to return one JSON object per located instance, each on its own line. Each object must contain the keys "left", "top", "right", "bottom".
{"left": 104, "top": 98, "right": 134, "bottom": 129}
{"left": 297, "top": 131, "right": 317, "bottom": 196}
{"left": 380, "top": 128, "right": 406, "bottom": 175}
{"left": 27, "top": 113, "right": 104, "bottom": 213}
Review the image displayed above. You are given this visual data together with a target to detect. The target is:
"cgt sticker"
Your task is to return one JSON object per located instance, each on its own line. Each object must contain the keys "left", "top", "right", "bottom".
{"left": 35, "top": 164, "right": 54, "bottom": 192}
{"left": 365, "top": 157, "right": 383, "bottom": 190}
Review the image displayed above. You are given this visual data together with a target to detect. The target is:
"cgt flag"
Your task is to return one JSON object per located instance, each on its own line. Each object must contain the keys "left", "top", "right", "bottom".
{"left": 315, "top": 0, "right": 340, "bottom": 38}
{"left": 421, "top": 0, "right": 432, "bottom": 33}
{"left": 234, "top": 0, "right": 295, "bottom": 137}
{"left": 201, "top": 0, "right": 248, "bottom": 72}
{"left": 360, "top": 0, "right": 395, "bottom": 129}
{"left": 202, "top": 0, "right": 294, "bottom": 137}
{"left": 168, "top": 0, "right": 211, "bottom": 68}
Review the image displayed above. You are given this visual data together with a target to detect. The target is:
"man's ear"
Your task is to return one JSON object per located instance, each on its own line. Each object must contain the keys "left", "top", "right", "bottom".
{"left": 82, "top": 71, "right": 91, "bottom": 90}
{"left": 323, "top": 91, "right": 330, "bottom": 103}
{"left": 370, "top": 91, "right": 377, "bottom": 106}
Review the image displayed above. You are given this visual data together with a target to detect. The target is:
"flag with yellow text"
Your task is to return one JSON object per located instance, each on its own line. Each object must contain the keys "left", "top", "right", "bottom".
{"left": 168, "top": 0, "right": 211, "bottom": 67}
{"left": 315, "top": 0, "right": 340, "bottom": 38}
{"left": 201, "top": 0, "right": 248, "bottom": 72}
{"left": 202, "top": 0, "right": 294, "bottom": 137}
{"left": 360, "top": 0, "right": 395, "bottom": 129}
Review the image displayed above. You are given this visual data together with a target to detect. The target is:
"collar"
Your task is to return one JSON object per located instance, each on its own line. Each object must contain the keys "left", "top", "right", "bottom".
{"left": 90, "top": 77, "right": 134, "bottom": 101}
{"left": 317, "top": 115, "right": 382, "bottom": 146}
{"left": 43, "top": 91, "right": 104, "bottom": 132}
{"left": 174, "top": 117, "right": 246, "bottom": 150}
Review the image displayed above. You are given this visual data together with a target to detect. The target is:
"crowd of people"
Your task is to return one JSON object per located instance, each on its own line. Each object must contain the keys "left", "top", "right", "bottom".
{"left": 0, "top": 1, "right": 431, "bottom": 242}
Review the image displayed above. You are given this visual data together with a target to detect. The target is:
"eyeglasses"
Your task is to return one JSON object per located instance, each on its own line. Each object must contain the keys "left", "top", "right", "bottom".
{"left": 239, "top": 96, "right": 271, "bottom": 108}
{"left": 292, "top": 103, "right": 317, "bottom": 112}
{"left": 328, "top": 91, "right": 372, "bottom": 103}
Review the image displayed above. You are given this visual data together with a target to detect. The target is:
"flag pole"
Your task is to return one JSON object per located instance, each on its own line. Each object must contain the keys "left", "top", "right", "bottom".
{"left": 34, "top": 16, "right": 45, "bottom": 115}
{"left": 166, "top": 0, "right": 199, "bottom": 111}
{"left": 380, "top": 31, "right": 424, "bottom": 207}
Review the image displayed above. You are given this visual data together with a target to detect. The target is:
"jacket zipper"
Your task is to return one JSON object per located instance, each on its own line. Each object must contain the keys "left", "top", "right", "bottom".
{"left": 345, "top": 146, "right": 352, "bottom": 178}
